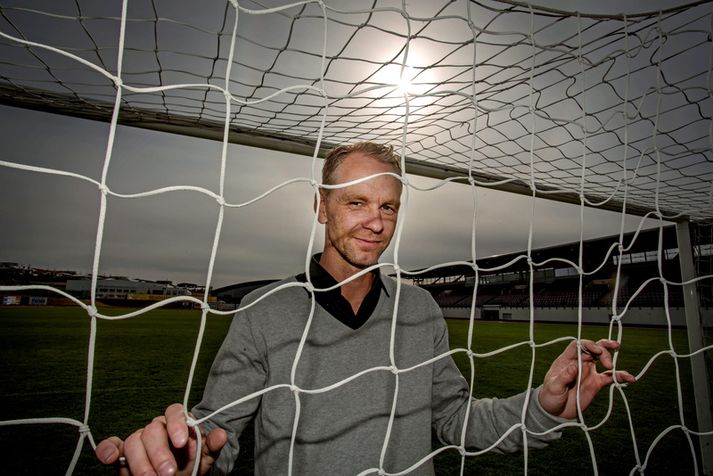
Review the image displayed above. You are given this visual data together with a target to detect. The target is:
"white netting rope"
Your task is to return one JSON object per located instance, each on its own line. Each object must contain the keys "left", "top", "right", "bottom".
{"left": 0, "top": 1, "right": 712, "bottom": 475}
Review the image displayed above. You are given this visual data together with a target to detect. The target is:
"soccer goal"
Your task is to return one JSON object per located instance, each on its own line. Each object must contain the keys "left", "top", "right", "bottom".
{"left": 0, "top": 0, "right": 712, "bottom": 475}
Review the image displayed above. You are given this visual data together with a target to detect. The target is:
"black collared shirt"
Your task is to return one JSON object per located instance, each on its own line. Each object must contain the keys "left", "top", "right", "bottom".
{"left": 295, "top": 254, "right": 389, "bottom": 330}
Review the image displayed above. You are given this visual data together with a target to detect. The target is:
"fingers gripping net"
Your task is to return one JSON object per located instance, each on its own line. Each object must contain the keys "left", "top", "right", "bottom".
{"left": 0, "top": 0, "right": 712, "bottom": 475}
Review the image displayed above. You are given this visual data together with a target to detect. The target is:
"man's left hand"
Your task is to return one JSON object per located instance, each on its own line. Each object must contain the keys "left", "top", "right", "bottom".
{"left": 538, "top": 339, "right": 636, "bottom": 420}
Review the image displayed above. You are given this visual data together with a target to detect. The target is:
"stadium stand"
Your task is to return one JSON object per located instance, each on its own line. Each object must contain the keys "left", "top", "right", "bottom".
{"left": 414, "top": 225, "right": 711, "bottom": 327}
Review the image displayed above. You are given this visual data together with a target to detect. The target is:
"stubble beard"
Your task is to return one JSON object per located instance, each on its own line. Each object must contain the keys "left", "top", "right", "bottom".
{"left": 339, "top": 243, "right": 380, "bottom": 270}
{"left": 331, "top": 234, "right": 386, "bottom": 271}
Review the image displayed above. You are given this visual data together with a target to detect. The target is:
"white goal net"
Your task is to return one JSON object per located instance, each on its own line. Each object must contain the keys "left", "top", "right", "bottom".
{"left": 0, "top": 0, "right": 712, "bottom": 475}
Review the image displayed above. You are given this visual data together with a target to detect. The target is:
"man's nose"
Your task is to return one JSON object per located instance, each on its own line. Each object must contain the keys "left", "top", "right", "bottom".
{"left": 362, "top": 206, "right": 384, "bottom": 233}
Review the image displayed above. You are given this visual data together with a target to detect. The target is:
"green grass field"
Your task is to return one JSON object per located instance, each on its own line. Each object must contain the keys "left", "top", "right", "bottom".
{"left": 0, "top": 306, "right": 706, "bottom": 475}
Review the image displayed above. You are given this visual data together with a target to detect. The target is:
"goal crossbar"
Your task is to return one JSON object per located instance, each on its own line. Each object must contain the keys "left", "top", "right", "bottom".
{"left": 0, "top": 83, "right": 680, "bottom": 220}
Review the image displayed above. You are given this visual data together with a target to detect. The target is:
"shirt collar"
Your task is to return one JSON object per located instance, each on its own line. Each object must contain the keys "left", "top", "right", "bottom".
{"left": 306, "top": 253, "right": 388, "bottom": 296}
{"left": 295, "top": 253, "right": 389, "bottom": 329}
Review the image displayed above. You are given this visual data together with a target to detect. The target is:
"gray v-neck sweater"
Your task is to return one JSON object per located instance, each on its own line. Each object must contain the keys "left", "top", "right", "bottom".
{"left": 193, "top": 275, "right": 564, "bottom": 475}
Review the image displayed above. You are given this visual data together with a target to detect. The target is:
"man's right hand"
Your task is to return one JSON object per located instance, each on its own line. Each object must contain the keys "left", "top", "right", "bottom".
{"left": 95, "top": 403, "right": 228, "bottom": 476}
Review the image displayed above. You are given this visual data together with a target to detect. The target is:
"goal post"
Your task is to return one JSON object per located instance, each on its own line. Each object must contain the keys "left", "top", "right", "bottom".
{"left": 677, "top": 220, "right": 713, "bottom": 475}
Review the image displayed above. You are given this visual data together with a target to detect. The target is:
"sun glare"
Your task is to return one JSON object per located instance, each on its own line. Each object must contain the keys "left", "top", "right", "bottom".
{"left": 397, "top": 65, "right": 414, "bottom": 95}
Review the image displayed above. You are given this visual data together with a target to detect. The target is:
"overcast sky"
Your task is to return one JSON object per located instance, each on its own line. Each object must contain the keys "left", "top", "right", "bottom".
{"left": 2, "top": 0, "right": 697, "bottom": 288}
{"left": 0, "top": 104, "right": 661, "bottom": 288}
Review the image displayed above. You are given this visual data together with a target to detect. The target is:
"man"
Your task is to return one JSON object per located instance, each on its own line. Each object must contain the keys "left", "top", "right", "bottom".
{"left": 96, "top": 142, "right": 635, "bottom": 475}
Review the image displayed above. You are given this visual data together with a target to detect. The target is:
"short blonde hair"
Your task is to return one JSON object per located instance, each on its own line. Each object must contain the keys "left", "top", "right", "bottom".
{"left": 322, "top": 142, "right": 402, "bottom": 186}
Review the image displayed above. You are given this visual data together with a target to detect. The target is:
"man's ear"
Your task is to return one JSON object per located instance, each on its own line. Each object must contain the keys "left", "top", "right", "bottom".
{"left": 315, "top": 189, "right": 327, "bottom": 224}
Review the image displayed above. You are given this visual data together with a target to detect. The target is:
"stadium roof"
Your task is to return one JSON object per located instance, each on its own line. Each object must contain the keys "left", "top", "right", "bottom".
{"left": 409, "top": 224, "right": 688, "bottom": 280}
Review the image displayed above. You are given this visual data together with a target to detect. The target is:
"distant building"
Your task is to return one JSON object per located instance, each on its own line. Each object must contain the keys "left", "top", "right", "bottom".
{"left": 0, "top": 262, "right": 77, "bottom": 286}
{"left": 66, "top": 278, "right": 190, "bottom": 301}
{"left": 212, "top": 280, "right": 279, "bottom": 310}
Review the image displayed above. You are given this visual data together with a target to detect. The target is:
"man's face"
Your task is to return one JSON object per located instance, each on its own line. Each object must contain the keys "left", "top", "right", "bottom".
{"left": 319, "top": 152, "right": 402, "bottom": 272}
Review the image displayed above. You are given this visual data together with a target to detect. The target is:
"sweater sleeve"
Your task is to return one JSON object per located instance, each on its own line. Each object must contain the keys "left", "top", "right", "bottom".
{"left": 191, "top": 305, "right": 267, "bottom": 475}
{"left": 429, "top": 309, "right": 567, "bottom": 453}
